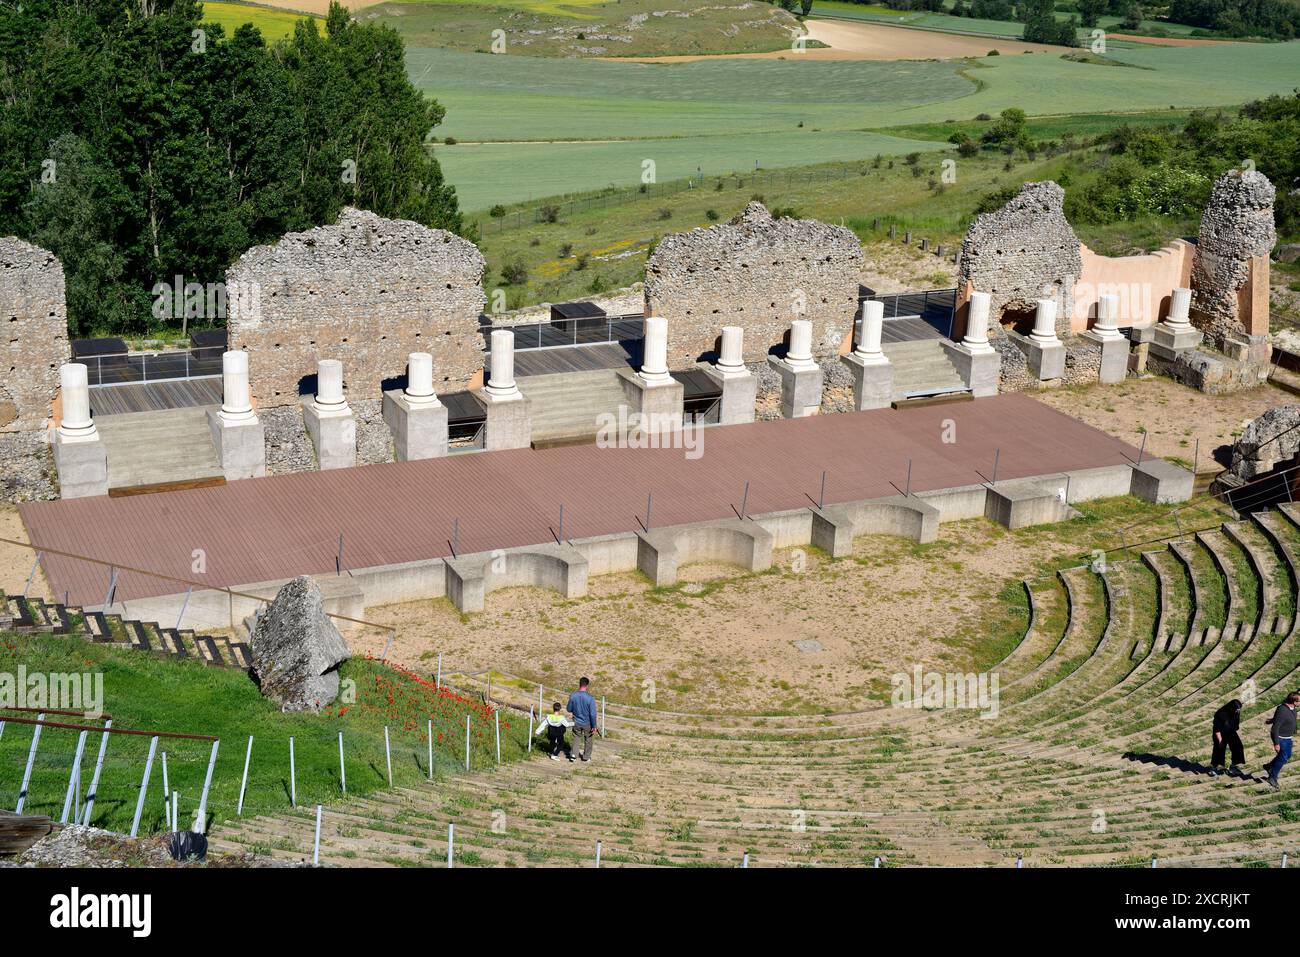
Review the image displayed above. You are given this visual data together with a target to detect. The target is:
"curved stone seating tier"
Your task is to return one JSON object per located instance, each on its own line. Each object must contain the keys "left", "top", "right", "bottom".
{"left": 1169, "top": 540, "right": 1213, "bottom": 645}
{"left": 635, "top": 519, "right": 774, "bottom": 588}
{"left": 1250, "top": 511, "right": 1298, "bottom": 637}
{"left": 1190, "top": 527, "right": 1242, "bottom": 639}
{"left": 444, "top": 543, "right": 589, "bottom": 613}
{"left": 1223, "top": 521, "right": 1277, "bottom": 636}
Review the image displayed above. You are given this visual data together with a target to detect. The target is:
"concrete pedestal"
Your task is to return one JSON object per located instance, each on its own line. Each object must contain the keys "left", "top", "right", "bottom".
{"left": 767, "top": 356, "right": 823, "bottom": 418}
{"left": 1150, "top": 323, "right": 1203, "bottom": 361}
{"left": 1082, "top": 330, "right": 1129, "bottom": 384}
{"left": 701, "top": 366, "right": 757, "bottom": 425}
{"left": 304, "top": 398, "right": 357, "bottom": 471}
{"left": 382, "top": 390, "right": 449, "bottom": 461}
{"left": 206, "top": 410, "right": 266, "bottom": 480}
{"left": 53, "top": 435, "right": 108, "bottom": 499}
{"left": 618, "top": 369, "right": 685, "bottom": 431}
{"left": 1021, "top": 336, "right": 1065, "bottom": 382}
{"left": 840, "top": 353, "right": 893, "bottom": 410}
{"left": 941, "top": 342, "right": 1000, "bottom": 397}
{"left": 475, "top": 390, "right": 532, "bottom": 451}
{"left": 985, "top": 476, "right": 1077, "bottom": 530}
{"left": 1130, "top": 458, "right": 1193, "bottom": 504}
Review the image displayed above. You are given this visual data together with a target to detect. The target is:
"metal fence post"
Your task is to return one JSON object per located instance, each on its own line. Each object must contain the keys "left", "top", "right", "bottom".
{"left": 595, "top": 839, "right": 602, "bottom": 867}
{"left": 237, "top": 734, "right": 253, "bottom": 816}
{"left": 495, "top": 711, "right": 501, "bottom": 765}
{"left": 313, "top": 805, "right": 323, "bottom": 866}
{"left": 340, "top": 731, "right": 348, "bottom": 794}
{"left": 130, "top": 736, "right": 159, "bottom": 838}
{"left": 16, "top": 712, "right": 45, "bottom": 813}
{"left": 60, "top": 730, "right": 88, "bottom": 824}
{"left": 447, "top": 822, "right": 454, "bottom": 868}
{"left": 528, "top": 706, "right": 533, "bottom": 754}
{"left": 742, "top": 852, "right": 749, "bottom": 868}
{"left": 195, "top": 739, "right": 219, "bottom": 834}
{"left": 384, "top": 726, "right": 393, "bottom": 788}
{"left": 160, "top": 750, "right": 169, "bottom": 825}
{"left": 436, "top": 653, "right": 442, "bottom": 688}
{"left": 289, "top": 736, "right": 296, "bottom": 808}
{"left": 81, "top": 718, "right": 112, "bottom": 825}
{"left": 464, "top": 715, "right": 471, "bottom": 771}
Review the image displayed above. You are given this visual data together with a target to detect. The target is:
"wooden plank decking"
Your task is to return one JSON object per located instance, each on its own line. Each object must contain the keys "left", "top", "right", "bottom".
{"left": 20, "top": 394, "right": 1142, "bottom": 607}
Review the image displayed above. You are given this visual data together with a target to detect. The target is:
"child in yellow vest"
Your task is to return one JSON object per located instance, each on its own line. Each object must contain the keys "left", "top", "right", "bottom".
{"left": 536, "top": 702, "right": 575, "bottom": 762}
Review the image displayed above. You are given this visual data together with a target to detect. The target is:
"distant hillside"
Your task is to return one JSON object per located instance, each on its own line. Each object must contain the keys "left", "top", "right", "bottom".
{"left": 358, "top": 0, "right": 804, "bottom": 58}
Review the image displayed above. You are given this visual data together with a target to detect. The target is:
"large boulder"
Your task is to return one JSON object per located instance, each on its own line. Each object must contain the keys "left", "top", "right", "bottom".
{"left": 250, "top": 577, "right": 350, "bottom": 712}
{"left": 1229, "top": 405, "right": 1300, "bottom": 480}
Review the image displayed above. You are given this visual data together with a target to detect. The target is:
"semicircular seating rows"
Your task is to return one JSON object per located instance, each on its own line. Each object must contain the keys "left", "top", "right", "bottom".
{"left": 17, "top": 508, "right": 1300, "bottom": 868}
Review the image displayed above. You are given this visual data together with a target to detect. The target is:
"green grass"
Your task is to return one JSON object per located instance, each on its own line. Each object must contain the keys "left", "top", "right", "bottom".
{"left": 201, "top": 2, "right": 321, "bottom": 41}
{"left": 0, "top": 633, "right": 528, "bottom": 838}
{"left": 369, "top": 0, "right": 800, "bottom": 58}
{"left": 417, "top": 40, "right": 1300, "bottom": 208}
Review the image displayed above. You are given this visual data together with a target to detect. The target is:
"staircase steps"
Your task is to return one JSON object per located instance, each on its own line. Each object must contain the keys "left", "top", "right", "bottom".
{"left": 518, "top": 369, "right": 630, "bottom": 444}
{"left": 880, "top": 340, "right": 968, "bottom": 401}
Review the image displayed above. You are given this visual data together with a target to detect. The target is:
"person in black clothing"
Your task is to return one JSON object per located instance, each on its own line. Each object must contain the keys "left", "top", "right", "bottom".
{"left": 1210, "top": 699, "right": 1245, "bottom": 777}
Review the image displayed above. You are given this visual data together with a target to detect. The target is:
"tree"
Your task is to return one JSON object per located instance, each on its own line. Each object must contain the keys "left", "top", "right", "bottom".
{"left": 0, "top": 0, "right": 463, "bottom": 335}
{"left": 1077, "top": 0, "right": 1107, "bottom": 26}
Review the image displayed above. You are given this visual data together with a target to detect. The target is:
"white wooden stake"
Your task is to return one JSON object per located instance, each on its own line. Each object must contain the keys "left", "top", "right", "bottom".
{"left": 313, "top": 804, "right": 323, "bottom": 866}
{"left": 384, "top": 725, "right": 393, "bottom": 788}
{"left": 130, "top": 736, "right": 159, "bottom": 838}
{"left": 447, "top": 822, "right": 454, "bottom": 868}
{"left": 289, "top": 736, "right": 297, "bottom": 808}
{"left": 237, "top": 734, "right": 253, "bottom": 816}
{"left": 495, "top": 711, "right": 501, "bottom": 765}
{"left": 339, "top": 731, "right": 347, "bottom": 795}
{"left": 427, "top": 720, "right": 433, "bottom": 781}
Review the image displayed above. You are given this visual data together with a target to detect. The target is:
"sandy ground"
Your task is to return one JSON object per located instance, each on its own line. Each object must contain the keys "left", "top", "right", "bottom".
{"left": 0, "top": 506, "right": 49, "bottom": 601}
{"left": 1034, "top": 375, "right": 1291, "bottom": 473}
{"left": 606, "top": 18, "right": 1061, "bottom": 62}
{"left": 363, "top": 518, "right": 1075, "bottom": 714}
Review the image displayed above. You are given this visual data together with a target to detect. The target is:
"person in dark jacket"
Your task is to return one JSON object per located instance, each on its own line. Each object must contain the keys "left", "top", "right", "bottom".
{"left": 1264, "top": 692, "right": 1299, "bottom": 790}
{"left": 1209, "top": 699, "right": 1244, "bottom": 777}
{"left": 567, "top": 676, "right": 599, "bottom": 763}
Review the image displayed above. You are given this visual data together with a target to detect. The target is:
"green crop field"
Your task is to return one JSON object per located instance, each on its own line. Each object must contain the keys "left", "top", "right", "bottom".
{"left": 201, "top": 2, "right": 320, "bottom": 40}
{"left": 811, "top": 0, "right": 1208, "bottom": 39}
{"left": 412, "top": 40, "right": 1300, "bottom": 209}
{"left": 365, "top": 0, "right": 800, "bottom": 58}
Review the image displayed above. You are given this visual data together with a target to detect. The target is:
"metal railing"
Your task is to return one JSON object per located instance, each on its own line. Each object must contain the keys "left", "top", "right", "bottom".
{"left": 482, "top": 313, "right": 645, "bottom": 351}
{"left": 867, "top": 288, "right": 957, "bottom": 339}
{"left": 80, "top": 348, "right": 223, "bottom": 388}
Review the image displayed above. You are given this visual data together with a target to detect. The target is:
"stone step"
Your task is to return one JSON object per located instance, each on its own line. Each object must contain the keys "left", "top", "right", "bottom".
{"left": 518, "top": 369, "right": 629, "bottom": 442}
{"left": 95, "top": 406, "right": 224, "bottom": 491}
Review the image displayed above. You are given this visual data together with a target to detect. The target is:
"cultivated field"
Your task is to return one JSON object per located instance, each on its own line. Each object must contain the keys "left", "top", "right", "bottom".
{"left": 420, "top": 39, "right": 1300, "bottom": 209}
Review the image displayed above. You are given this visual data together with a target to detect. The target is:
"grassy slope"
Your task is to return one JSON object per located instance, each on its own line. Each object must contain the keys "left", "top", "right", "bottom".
{"left": 422, "top": 41, "right": 1300, "bottom": 208}
{"left": 470, "top": 128, "right": 1199, "bottom": 309}
{"left": 813, "top": 0, "right": 1212, "bottom": 39}
{"left": 0, "top": 632, "right": 527, "bottom": 837}
{"left": 367, "top": 0, "right": 801, "bottom": 58}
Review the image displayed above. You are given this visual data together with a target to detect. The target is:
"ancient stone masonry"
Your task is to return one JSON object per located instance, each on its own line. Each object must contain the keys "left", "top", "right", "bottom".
{"left": 226, "top": 207, "right": 487, "bottom": 407}
{"left": 1229, "top": 405, "right": 1300, "bottom": 481}
{"left": 1191, "top": 169, "right": 1276, "bottom": 346}
{"left": 644, "top": 203, "right": 861, "bottom": 369}
{"left": 1, "top": 236, "right": 69, "bottom": 432}
{"left": 956, "top": 182, "right": 1081, "bottom": 339}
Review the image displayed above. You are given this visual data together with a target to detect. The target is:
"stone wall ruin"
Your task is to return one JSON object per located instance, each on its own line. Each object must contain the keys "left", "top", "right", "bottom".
{"left": 1191, "top": 169, "right": 1275, "bottom": 346}
{"left": 1, "top": 236, "right": 69, "bottom": 432}
{"left": 644, "top": 203, "right": 862, "bottom": 368}
{"left": 226, "top": 207, "right": 487, "bottom": 407}
{"left": 956, "top": 181, "right": 1081, "bottom": 339}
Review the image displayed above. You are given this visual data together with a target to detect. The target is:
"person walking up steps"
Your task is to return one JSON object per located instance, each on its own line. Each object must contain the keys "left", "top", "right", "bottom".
{"left": 536, "top": 702, "right": 574, "bottom": 762}
{"left": 1264, "top": 692, "right": 1299, "bottom": 790}
{"left": 1209, "top": 699, "right": 1244, "bottom": 777}
{"left": 568, "top": 676, "right": 599, "bottom": 763}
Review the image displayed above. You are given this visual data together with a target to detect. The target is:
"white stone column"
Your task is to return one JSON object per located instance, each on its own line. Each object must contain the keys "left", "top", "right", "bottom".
{"left": 313, "top": 358, "right": 350, "bottom": 415}
{"left": 853, "top": 300, "right": 888, "bottom": 365}
{"left": 715, "top": 326, "right": 747, "bottom": 379}
{"left": 1165, "top": 287, "right": 1193, "bottom": 331}
{"left": 58, "top": 362, "right": 97, "bottom": 442}
{"left": 961, "top": 291, "right": 995, "bottom": 354}
{"left": 405, "top": 352, "right": 442, "bottom": 407}
{"left": 1092, "top": 294, "right": 1123, "bottom": 340}
{"left": 785, "top": 319, "right": 818, "bottom": 371}
{"left": 219, "top": 350, "right": 257, "bottom": 424}
{"left": 1029, "top": 298, "right": 1060, "bottom": 345}
{"left": 639, "top": 316, "right": 672, "bottom": 385}
{"left": 485, "top": 330, "right": 521, "bottom": 398}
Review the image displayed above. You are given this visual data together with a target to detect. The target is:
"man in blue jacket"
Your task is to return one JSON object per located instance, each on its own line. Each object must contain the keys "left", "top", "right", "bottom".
{"left": 567, "top": 676, "right": 599, "bottom": 763}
